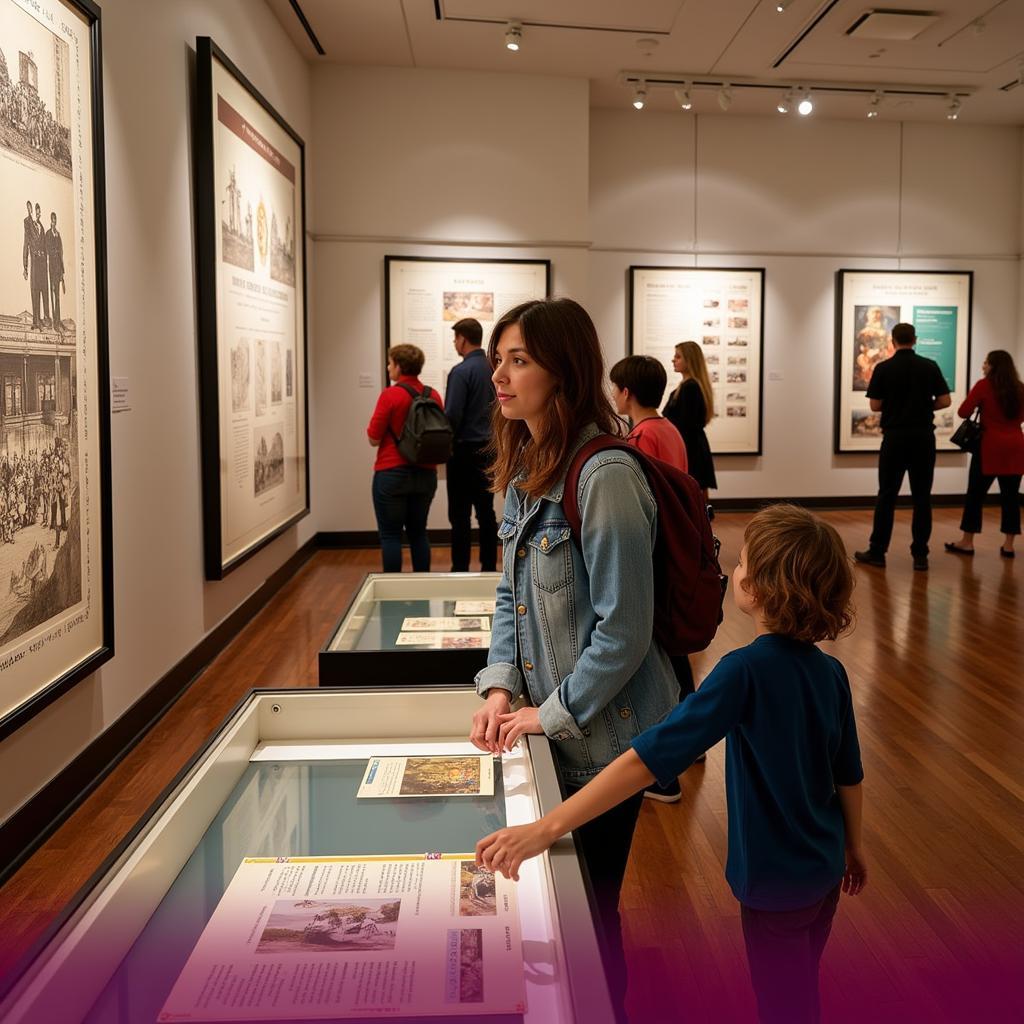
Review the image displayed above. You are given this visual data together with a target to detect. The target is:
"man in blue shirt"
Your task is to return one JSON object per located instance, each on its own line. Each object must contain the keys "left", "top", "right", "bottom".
{"left": 445, "top": 318, "right": 497, "bottom": 571}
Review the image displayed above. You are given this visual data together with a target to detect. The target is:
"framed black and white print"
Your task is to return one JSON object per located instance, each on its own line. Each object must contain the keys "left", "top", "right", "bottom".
{"left": 834, "top": 270, "right": 972, "bottom": 453}
{"left": 0, "top": 0, "right": 113, "bottom": 740}
{"left": 384, "top": 257, "right": 550, "bottom": 398}
{"left": 629, "top": 266, "right": 765, "bottom": 455}
{"left": 195, "top": 38, "right": 309, "bottom": 579}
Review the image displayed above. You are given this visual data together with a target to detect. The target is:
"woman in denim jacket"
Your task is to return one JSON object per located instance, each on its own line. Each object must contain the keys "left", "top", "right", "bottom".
{"left": 469, "top": 298, "right": 678, "bottom": 1021}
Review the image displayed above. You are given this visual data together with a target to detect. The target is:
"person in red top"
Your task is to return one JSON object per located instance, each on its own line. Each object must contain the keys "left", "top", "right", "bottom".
{"left": 609, "top": 354, "right": 699, "bottom": 804}
{"left": 367, "top": 344, "right": 444, "bottom": 571}
{"left": 945, "top": 350, "right": 1024, "bottom": 558}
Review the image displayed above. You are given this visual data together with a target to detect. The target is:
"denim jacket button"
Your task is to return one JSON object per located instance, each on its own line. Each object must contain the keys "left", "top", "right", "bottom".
{"left": 517, "top": 548, "right": 526, "bottom": 558}
{"left": 523, "top": 660, "right": 534, "bottom": 671}
{"left": 582, "top": 727, "right": 591, "bottom": 737}
{"left": 517, "top": 604, "right": 527, "bottom": 615}
{"left": 557, "top": 732, "right": 571, "bottom": 740}
{"left": 618, "top": 707, "right": 632, "bottom": 719}
{"left": 540, "top": 536, "right": 549, "bottom": 550}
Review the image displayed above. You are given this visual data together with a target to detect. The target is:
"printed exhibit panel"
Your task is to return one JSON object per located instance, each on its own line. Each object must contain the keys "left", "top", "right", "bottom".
{"left": 385, "top": 257, "right": 549, "bottom": 398}
{"left": 0, "top": 0, "right": 110, "bottom": 729}
{"left": 159, "top": 855, "right": 525, "bottom": 1021}
{"left": 835, "top": 270, "right": 971, "bottom": 452}
{"left": 202, "top": 40, "right": 308, "bottom": 574}
{"left": 630, "top": 267, "right": 764, "bottom": 454}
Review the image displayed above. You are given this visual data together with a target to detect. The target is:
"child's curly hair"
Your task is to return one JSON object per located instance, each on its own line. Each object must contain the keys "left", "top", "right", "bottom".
{"left": 742, "top": 504, "right": 854, "bottom": 644}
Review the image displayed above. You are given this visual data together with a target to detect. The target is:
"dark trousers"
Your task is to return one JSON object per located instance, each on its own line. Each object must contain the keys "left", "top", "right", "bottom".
{"left": 371, "top": 466, "right": 437, "bottom": 573}
{"left": 50, "top": 280, "right": 61, "bottom": 329}
{"left": 446, "top": 441, "right": 497, "bottom": 572}
{"left": 741, "top": 884, "right": 841, "bottom": 1024}
{"left": 960, "top": 455, "right": 1021, "bottom": 535}
{"left": 566, "top": 786, "right": 645, "bottom": 1024}
{"left": 869, "top": 433, "right": 936, "bottom": 556}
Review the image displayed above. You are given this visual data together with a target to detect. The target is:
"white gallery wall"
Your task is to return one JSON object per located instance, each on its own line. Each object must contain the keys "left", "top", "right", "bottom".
{"left": 0, "top": 0, "right": 314, "bottom": 825}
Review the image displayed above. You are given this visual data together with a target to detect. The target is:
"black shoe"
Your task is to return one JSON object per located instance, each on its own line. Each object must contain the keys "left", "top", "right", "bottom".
{"left": 913, "top": 554, "right": 928, "bottom": 571}
{"left": 643, "top": 779, "right": 681, "bottom": 803}
{"left": 944, "top": 542, "right": 974, "bottom": 556}
{"left": 854, "top": 549, "right": 886, "bottom": 568}
{"left": 1000, "top": 547, "right": 1016, "bottom": 559}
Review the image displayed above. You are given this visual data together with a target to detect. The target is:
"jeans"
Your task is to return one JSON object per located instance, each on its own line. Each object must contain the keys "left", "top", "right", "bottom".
{"left": 869, "top": 432, "right": 936, "bottom": 556}
{"left": 960, "top": 454, "right": 1022, "bottom": 535}
{"left": 371, "top": 466, "right": 437, "bottom": 572}
{"left": 446, "top": 441, "right": 498, "bottom": 572}
{"left": 741, "top": 884, "right": 841, "bottom": 1024}
{"left": 567, "top": 787, "right": 645, "bottom": 1024}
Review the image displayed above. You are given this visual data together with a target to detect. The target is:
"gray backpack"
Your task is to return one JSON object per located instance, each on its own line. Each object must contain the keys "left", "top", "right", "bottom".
{"left": 391, "top": 383, "right": 454, "bottom": 464}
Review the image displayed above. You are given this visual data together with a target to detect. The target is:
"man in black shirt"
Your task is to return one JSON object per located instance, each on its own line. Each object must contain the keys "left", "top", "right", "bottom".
{"left": 445, "top": 318, "right": 497, "bottom": 572}
{"left": 855, "top": 322, "right": 951, "bottom": 571}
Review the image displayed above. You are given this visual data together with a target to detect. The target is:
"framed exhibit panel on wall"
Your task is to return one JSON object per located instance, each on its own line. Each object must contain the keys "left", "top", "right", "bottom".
{"left": 0, "top": 0, "right": 113, "bottom": 741}
{"left": 834, "top": 270, "right": 972, "bottom": 453}
{"left": 629, "top": 266, "right": 765, "bottom": 455}
{"left": 384, "top": 256, "right": 550, "bottom": 397}
{"left": 195, "top": 37, "right": 309, "bottom": 580}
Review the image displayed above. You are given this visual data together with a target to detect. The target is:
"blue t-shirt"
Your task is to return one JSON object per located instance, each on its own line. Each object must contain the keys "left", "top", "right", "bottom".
{"left": 632, "top": 634, "right": 864, "bottom": 911}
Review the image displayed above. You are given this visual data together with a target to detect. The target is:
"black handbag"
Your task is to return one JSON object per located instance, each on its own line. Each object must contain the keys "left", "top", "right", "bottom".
{"left": 950, "top": 408, "right": 983, "bottom": 453}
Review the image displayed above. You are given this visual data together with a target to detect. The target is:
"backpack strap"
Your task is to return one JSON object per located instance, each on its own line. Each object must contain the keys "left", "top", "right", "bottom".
{"left": 388, "top": 381, "right": 429, "bottom": 447}
{"left": 562, "top": 435, "right": 639, "bottom": 546}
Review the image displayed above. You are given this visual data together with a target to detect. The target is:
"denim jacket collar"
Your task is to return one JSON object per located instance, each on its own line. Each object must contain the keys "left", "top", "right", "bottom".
{"left": 537, "top": 422, "right": 604, "bottom": 504}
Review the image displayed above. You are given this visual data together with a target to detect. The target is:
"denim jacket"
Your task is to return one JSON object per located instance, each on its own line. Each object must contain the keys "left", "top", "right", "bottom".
{"left": 475, "top": 423, "right": 678, "bottom": 783}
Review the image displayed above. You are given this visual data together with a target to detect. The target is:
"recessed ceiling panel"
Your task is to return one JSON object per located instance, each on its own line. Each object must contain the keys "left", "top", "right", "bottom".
{"left": 441, "top": 0, "right": 685, "bottom": 33}
{"left": 847, "top": 11, "right": 940, "bottom": 41}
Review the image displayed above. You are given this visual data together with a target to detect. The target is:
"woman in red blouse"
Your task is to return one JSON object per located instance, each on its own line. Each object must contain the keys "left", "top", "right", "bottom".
{"left": 366, "top": 344, "right": 444, "bottom": 571}
{"left": 945, "top": 350, "right": 1024, "bottom": 558}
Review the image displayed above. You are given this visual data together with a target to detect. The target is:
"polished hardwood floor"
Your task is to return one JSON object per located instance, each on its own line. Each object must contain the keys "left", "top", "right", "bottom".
{"left": 1, "top": 509, "right": 1021, "bottom": 1022}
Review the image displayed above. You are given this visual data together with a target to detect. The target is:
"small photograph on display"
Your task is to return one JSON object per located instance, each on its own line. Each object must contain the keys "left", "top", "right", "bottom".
{"left": 853, "top": 304, "right": 899, "bottom": 391}
{"left": 441, "top": 634, "right": 487, "bottom": 649}
{"left": 727, "top": 370, "right": 747, "bottom": 384}
{"left": 727, "top": 337, "right": 749, "bottom": 348}
{"left": 851, "top": 409, "right": 882, "bottom": 437}
{"left": 220, "top": 165, "right": 255, "bottom": 271}
{"left": 726, "top": 391, "right": 747, "bottom": 403}
{"left": 937, "top": 411, "right": 954, "bottom": 430}
{"left": 254, "top": 339, "right": 267, "bottom": 416}
{"left": 257, "top": 898, "right": 400, "bottom": 953}
{"left": 269, "top": 198, "right": 296, "bottom": 286}
{"left": 443, "top": 291, "right": 495, "bottom": 322}
{"left": 726, "top": 405, "right": 747, "bottom": 418}
{"left": 728, "top": 298, "right": 749, "bottom": 312}
{"left": 402, "top": 616, "right": 489, "bottom": 632}
{"left": 401, "top": 757, "right": 487, "bottom": 796}
{"left": 702, "top": 317, "right": 720, "bottom": 328}
{"left": 230, "top": 342, "right": 250, "bottom": 412}
{"left": 728, "top": 316, "right": 748, "bottom": 329}
{"left": 709, "top": 370, "right": 720, "bottom": 384}
{"left": 703, "top": 298, "right": 720, "bottom": 308}
{"left": 727, "top": 354, "right": 747, "bottom": 366}
{"left": 702, "top": 335, "right": 720, "bottom": 346}
{"left": 450, "top": 928, "right": 484, "bottom": 1003}
{"left": 454, "top": 600, "right": 496, "bottom": 616}
{"left": 705, "top": 353, "right": 720, "bottom": 366}
{"left": 270, "top": 342, "right": 283, "bottom": 404}
{"left": 285, "top": 348, "right": 293, "bottom": 397}
{"left": 459, "top": 862, "right": 497, "bottom": 917}
{"left": 254, "top": 423, "right": 285, "bottom": 496}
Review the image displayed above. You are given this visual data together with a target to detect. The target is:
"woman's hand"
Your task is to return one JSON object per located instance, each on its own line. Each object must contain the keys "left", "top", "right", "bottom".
{"left": 476, "top": 820, "right": 558, "bottom": 881}
{"left": 496, "top": 707, "right": 543, "bottom": 752}
{"left": 469, "top": 689, "right": 512, "bottom": 754}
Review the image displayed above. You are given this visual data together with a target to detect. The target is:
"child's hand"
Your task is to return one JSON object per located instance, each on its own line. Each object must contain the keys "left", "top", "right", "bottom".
{"left": 476, "top": 821, "right": 556, "bottom": 881}
{"left": 843, "top": 846, "right": 868, "bottom": 895}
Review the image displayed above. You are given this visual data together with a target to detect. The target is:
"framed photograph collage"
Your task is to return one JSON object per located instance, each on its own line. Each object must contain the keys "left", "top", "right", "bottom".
{"left": 834, "top": 270, "right": 972, "bottom": 453}
{"left": 0, "top": 0, "right": 112, "bottom": 739}
{"left": 384, "top": 256, "right": 550, "bottom": 398}
{"left": 195, "top": 37, "right": 310, "bottom": 579}
{"left": 629, "top": 266, "right": 765, "bottom": 455}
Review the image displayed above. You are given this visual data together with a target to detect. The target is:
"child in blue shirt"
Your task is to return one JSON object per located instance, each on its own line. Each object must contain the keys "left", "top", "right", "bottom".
{"left": 477, "top": 503, "right": 867, "bottom": 1024}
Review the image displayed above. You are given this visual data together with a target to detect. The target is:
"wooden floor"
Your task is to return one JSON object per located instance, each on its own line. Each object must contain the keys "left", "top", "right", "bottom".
{"left": 1, "top": 509, "right": 1022, "bottom": 1023}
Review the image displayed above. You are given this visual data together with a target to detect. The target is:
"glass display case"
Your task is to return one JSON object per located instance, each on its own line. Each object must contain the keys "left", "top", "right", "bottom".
{"left": 320, "top": 573, "right": 502, "bottom": 687}
{"left": 0, "top": 687, "right": 613, "bottom": 1024}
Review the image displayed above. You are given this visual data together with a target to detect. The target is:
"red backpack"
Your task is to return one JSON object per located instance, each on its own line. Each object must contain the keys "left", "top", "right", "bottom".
{"left": 562, "top": 435, "right": 727, "bottom": 656}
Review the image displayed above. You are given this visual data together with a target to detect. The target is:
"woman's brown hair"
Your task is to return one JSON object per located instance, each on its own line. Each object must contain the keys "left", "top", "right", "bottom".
{"left": 675, "top": 341, "right": 715, "bottom": 424}
{"left": 742, "top": 504, "right": 854, "bottom": 644}
{"left": 387, "top": 344, "right": 425, "bottom": 376}
{"left": 487, "top": 298, "right": 619, "bottom": 499}
{"left": 985, "top": 350, "right": 1024, "bottom": 420}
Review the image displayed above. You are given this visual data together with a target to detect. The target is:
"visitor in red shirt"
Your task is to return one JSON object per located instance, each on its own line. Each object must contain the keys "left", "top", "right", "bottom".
{"left": 366, "top": 344, "right": 444, "bottom": 571}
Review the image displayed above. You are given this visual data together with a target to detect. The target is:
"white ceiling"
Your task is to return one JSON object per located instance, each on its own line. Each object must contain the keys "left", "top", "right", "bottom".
{"left": 265, "top": 0, "right": 1024, "bottom": 124}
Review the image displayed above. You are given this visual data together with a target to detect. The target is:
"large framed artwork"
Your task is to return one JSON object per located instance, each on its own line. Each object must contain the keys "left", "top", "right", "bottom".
{"left": 384, "top": 257, "right": 550, "bottom": 397}
{"left": 629, "top": 266, "right": 765, "bottom": 455}
{"left": 0, "top": 0, "right": 112, "bottom": 740}
{"left": 195, "top": 38, "right": 309, "bottom": 579}
{"left": 835, "top": 270, "right": 972, "bottom": 453}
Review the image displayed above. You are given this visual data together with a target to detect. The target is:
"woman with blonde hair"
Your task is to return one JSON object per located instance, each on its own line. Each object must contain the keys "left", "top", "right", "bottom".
{"left": 663, "top": 340, "right": 717, "bottom": 503}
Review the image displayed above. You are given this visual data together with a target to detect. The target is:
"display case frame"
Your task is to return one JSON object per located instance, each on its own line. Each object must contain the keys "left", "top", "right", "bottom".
{"left": 319, "top": 572, "right": 502, "bottom": 687}
{"left": 0, "top": 686, "right": 615, "bottom": 1024}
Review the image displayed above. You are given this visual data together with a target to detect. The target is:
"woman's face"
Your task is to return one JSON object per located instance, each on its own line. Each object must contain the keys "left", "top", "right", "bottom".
{"left": 387, "top": 358, "right": 401, "bottom": 382}
{"left": 672, "top": 349, "right": 686, "bottom": 377}
{"left": 491, "top": 323, "right": 557, "bottom": 436}
{"left": 982, "top": 357, "right": 991, "bottom": 376}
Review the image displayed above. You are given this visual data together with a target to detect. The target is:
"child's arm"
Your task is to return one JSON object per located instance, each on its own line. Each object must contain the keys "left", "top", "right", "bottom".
{"left": 837, "top": 783, "right": 867, "bottom": 895}
{"left": 476, "top": 749, "right": 654, "bottom": 881}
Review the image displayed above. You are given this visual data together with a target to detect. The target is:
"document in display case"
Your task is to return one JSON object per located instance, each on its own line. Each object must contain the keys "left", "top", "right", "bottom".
{"left": 0, "top": 687, "right": 615, "bottom": 1024}
{"left": 320, "top": 573, "right": 501, "bottom": 687}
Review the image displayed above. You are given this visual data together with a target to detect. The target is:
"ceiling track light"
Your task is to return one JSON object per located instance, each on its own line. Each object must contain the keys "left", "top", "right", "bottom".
{"left": 946, "top": 94, "right": 961, "bottom": 120}
{"left": 797, "top": 88, "right": 813, "bottom": 116}
{"left": 633, "top": 80, "right": 647, "bottom": 110}
{"left": 867, "top": 90, "right": 882, "bottom": 118}
{"left": 777, "top": 88, "right": 794, "bottom": 114}
{"left": 718, "top": 84, "right": 732, "bottom": 111}
{"left": 775, "top": 0, "right": 793, "bottom": 11}
{"left": 504, "top": 20, "right": 522, "bottom": 51}
{"left": 674, "top": 84, "right": 693, "bottom": 110}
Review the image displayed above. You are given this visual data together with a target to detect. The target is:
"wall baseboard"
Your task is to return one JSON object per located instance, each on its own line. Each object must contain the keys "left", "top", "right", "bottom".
{"left": 711, "top": 493, "right": 1007, "bottom": 513}
{"left": 0, "top": 539, "right": 318, "bottom": 888}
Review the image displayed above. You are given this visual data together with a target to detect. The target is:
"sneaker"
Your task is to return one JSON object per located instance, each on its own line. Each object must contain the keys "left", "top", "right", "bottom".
{"left": 643, "top": 779, "right": 682, "bottom": 803}
{"left": 854, "top": 549, "right": 886, "bottom": 568}
{"left": 913, "top": 554, "right": 928, "bottom": 571}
